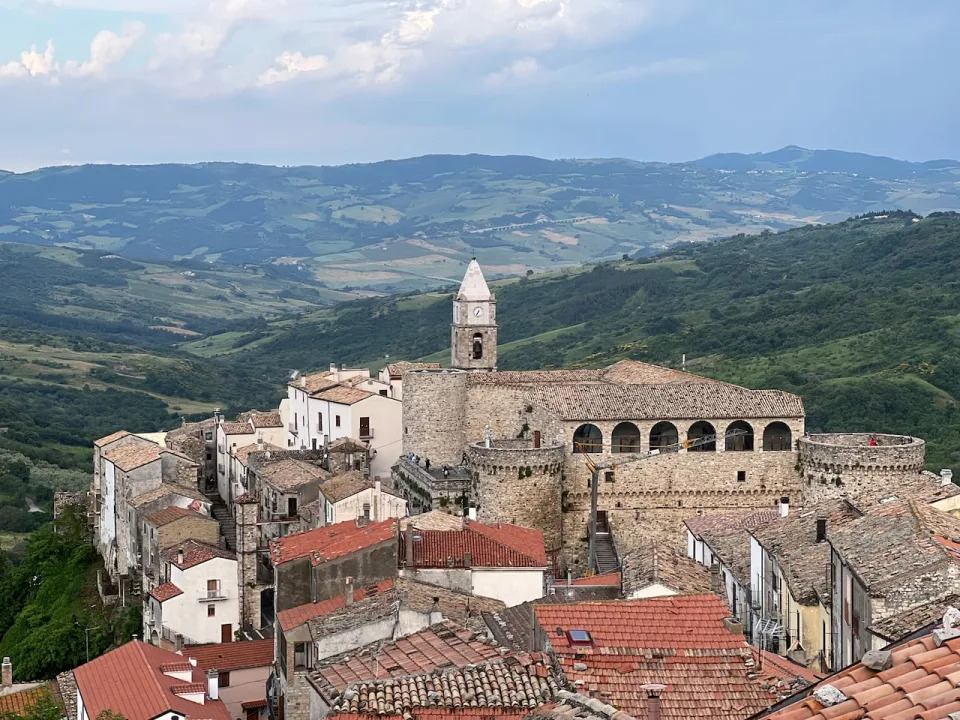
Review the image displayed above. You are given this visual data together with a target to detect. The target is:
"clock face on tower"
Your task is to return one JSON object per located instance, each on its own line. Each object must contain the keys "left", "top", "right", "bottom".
{"left": 473, "top": 307, "right": 483, "bottom": 317}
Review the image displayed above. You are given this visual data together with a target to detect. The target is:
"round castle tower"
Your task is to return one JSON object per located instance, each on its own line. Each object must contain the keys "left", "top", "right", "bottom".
{"left": 467, "top": 439, "right": 566, "bottom": 553}
{"left": 798, "top": 433, "right": 926, "bottom": 501}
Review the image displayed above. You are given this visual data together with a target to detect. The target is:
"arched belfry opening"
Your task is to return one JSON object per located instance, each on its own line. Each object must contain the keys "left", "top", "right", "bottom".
{"left": 472, "top": 333, "right": 483, "bottom": 360}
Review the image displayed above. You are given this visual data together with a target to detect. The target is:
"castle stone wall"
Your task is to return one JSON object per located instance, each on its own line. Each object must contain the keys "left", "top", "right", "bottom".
{"left": 401, "top": 370, "right": 469, "bottom": 464}
{"left": 468, "top": 440, "right": 566, "bottom": 552}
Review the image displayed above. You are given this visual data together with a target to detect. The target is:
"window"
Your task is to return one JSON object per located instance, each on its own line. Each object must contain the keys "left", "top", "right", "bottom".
{"left": 294, "top": 414, "right": 298, "bottom": 430}
{"left": 763, "top": 422, "right": 793, "bottom": 451}
{"left": 604, "top": 471, "right": 615, "bottom": 483}
{"left": 611, "top": 422, "right": 641, "bottom": 453}
{"left": 737, "top": 471, "right": 746, "bottom": 483}
{"left": 219, "top": 671, "right": 230, "bottom": 688}
{"left": 725, "top": 421, "right": 755, "bottom": 451}
{"left": 294, "top": 642, "right": 309, "bottom": 669}
{"left": 572, "top": 424, "right": 603, "bottom": 453}
{"left": 687, "top": 421, "right": 717, "bottom": 452}
{"left": 207, "top": 579, "right": 221, "bottom": 599}
{"left": 362, "top": 503, "right": 371, "bottom": 522}
{"left": 649, "top": 422, "right": 679, "bottom": 450}
{"left": 379, "top": 389, "right": 388, "bottom": 397}
{"left": 208, "top": 605, "right": 216, "bottom": 617}
{"left": 318, "top": 413, "right": 323, "bottom": 431}
{"left": 205, "top": 431, "right": 213, "bottom": 441}
{"left": 335, "top": 415, "right": 341, "bottom": 427}
{"left": 206, "top": 452, "right": 212, "bottom": 461}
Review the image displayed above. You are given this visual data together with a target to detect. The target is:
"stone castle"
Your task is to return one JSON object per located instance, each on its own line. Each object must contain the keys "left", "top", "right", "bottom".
{"left": 398, "top": 260, "right": 936, "bottom": 570}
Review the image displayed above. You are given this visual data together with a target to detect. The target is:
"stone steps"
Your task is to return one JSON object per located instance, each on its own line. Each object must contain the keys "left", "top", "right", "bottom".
{"left": 210, "top": 499, "right": 237, "bottom": 552}
{"left": 593, "top": 533, "right": 619, "bottom": 575}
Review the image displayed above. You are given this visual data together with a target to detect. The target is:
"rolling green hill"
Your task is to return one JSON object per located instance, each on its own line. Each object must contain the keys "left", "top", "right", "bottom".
{"left": 206, "top": 211, "right": 960, "bottom": 469}
{"left": 3, "top": 150, "right": 960, "bottom": 293}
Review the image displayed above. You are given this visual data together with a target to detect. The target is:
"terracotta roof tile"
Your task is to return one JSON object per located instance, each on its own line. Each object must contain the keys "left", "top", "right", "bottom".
{"left": 270, "top": 519, "right": 397, "bottom": 567}
{"left": 314, "top": 386, "right": 375, "bottom": 405}
{"left": 277, "top": 580, "right": 394, "bottom": 632}
{"left": 289, "top": 372, "right": 338, "bottom": 394}
{"left": 247, "top": 411, "right": 283, "bottom": 429}
{"left": 400, "top": 521, "right": 547, "bottom": 569}
{"left": 255, "top": 458, "right": 328, "bottom": 491}
{"left": 385, "top": 362, "right": 442, "bottom": 378}
{"left": 0, "top": 684, "right": 57, "bottom": 715}
{"left": 242, "top": 700, "right": 268, "bottom": 710}
{"left": 94, "top": 430, "right": 131, "bottom": 447}
{"left": 233, "top": 442, "right": 284, "bottom": 465}
{"left": 685, "top": 509, "right": 781, "bottom": 538}
{"left": 161, "top": 540, "right": 236, "bottom": 570}
{"left": 621, "top": 544, "right": 713, "bottom": 596}
{"left": 149, "top": 582, "right": 183, "bottom": 602}
{"left": 329, "top": 656, "right": 560, "bottom": 716}
{"left": 104, "top": 442, "right": 162, "bottom": 472}
{"left": 310, "top": 622, "right": 503, "bottom": 705}
{"left": 221, "top": 421, "right": 254, "bottom": 435}
{"left": 320, "top": 471, "right": 375, "bottom": 504}
{"left": 74, "top": 640, "right": 232, "bottom": 720}
{"left": 129, "top": 483, "right": 208, "bottom": 507}
{"left": 534, "top": 595, "right": 807, "bottom": 719}
{"left": 144, "top": 506, "right": 212, "bottom": 527}
{"left": 761, "top": 626, "right": 960, "bottom": 720}
{"left": 569, "top": 571, "right": 621, "bottom": 587}
{"left": 182, "top": 639, "right": 274, "bottom": 672}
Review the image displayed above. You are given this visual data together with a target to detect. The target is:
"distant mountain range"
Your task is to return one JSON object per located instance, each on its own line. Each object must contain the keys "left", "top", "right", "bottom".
{"left": 1, "top": 147, "right": 959, "bottom": 293}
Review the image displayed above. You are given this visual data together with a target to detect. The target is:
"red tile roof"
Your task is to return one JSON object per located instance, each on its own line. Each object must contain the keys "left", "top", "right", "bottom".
{"left": 534, "top": 595, "right": 804, "bottom": 719}
{"left": 269, "top": 519, "right": 397, "bottom": 567}
{"left": 311, "top": 622, "right": 503, "bottom": 703}
{"left": 277, "top": 579, "right": 395, "bottom": 632}
{"left": 144, "top": 506, "right": 211, "bottom": 527}
{"left": 569, "top": 572, "right": 622, "bottom": 586}
{"left": 182, "top": 639, "right": 274, "bottom": 672}
{"left": 0, "top": 685, "right": 58, "bottom": 715}
{"left": 400, "top": 520, "right": 547, "bottom": 569}
{"left": 161, "top": 540, "right": 236, "bottom": 570}
{"left": 149, "top": 582, "right": 183, "bottom": 602}
{"left": 242, "top": 700, "right": 269, "bottom": 710}
{"left": 751, "top": 648, "right": 822, "bottom": 685}
{"left": 73, "top": 640, "right": 232, "bottom": 720}
{"left": 330, "top": 710, "right": 529, "bottom": 720}
{"left": 761, "top": 630, "right": 960, "bottom": 720}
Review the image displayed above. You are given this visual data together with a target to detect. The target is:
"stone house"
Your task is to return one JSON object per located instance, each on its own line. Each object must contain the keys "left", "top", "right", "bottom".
{"left": 250, "top": 457, "right": 329, "bottom": 541}
{"left": 182, "top": 639, "right": 274, "bottom": 720}
{"left": 377, "top": 361, "right": 441, "bottom": 401}
{"left": 827, "top": 499, "right": 960, "bottom": 669}
{"left": 684, "top": 508, "right": 780, "bottom": 632}
{"left": 140, "top": 506, "right": 220, "bottom": 596}
{"left": 164, "top": 417, "right": 218, "bottom": 488}
{"left": 303, "top": 472, "right": 407, "bottom": 529}
{"left": 326, "top": 437, "right": 371, "bottom": 475}
{"left": 230, "top": 440, "right": 284, "bottom": 501}
{"left": 398, "top": 517, "right": 547, "bottom": 607}
{"left": 286, "top": 368, "right": 402, "bottom": 479}
{"left": 268, "top": 518, "right": 398, "bottom": 613}
{"left": 147, "top": 540, "right": 240, "bottom": 648}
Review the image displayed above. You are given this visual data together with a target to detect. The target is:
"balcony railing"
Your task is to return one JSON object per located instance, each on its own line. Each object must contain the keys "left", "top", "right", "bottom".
{"left": 198, "top": 588, "right": 228, "bottom": 602}
{"left": 288, "top": 423, "right": 298, "bottom": 434}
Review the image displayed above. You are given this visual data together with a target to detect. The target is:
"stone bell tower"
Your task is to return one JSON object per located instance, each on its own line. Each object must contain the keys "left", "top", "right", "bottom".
{"left": 451, "top": 259, "right": 497, "bottom": 371}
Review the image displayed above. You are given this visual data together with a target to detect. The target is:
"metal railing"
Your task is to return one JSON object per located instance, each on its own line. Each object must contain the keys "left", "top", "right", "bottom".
{"left": 198, "top": 588, "right": 228, "bottom": 602}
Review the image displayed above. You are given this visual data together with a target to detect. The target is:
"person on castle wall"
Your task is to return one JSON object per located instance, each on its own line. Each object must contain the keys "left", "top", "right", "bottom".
{"left": 869, "top": 434, "right": 878, "bottom": 447}
{"left": 461, "top": 452, "right": 469, "bottom": 466}
{"left": 425, "top": 458, "right": 431, "bottom": 471}
{"left": 443, "top": 465, "right": 450, "bottom": 478}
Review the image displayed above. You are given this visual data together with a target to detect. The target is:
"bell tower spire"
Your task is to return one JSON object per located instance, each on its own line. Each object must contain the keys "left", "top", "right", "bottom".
{"left": 451, "top": 259, "right": 497, "bottom": 371}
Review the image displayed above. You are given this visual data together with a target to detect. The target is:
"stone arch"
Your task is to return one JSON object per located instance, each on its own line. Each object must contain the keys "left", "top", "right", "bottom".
{"left": 763, "top": 422, "right": 792, "bottom": 451}
{"left": 611, "top": 422, "right": 642, "bottom": 453}
{"left": 649, "top": 421, "right": 679, "bottom": 450}
{"left": 687, "top": 421, "right": 717, "bottom": 452}
{"left": 573, "top": 424, "right": 603, "bottom": 453}
{"left": 725, "top": 420, "right": 754, "bottom": 451}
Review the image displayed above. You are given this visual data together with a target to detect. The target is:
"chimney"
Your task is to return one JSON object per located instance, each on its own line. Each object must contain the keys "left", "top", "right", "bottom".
{"left": 816, "top": 517, "right": 827, "bottom": 544}
{"left": 463, "top": 551, "right": 472, "bottom": 569}
{"left": 710, "top": 563, "right": 722, "bottom": 595}
{"left": 429, "top": 596, "right": 443, "bottom": 625}
{"left": 405, "top": 531, "right": 414, "bottom": 566}
{"left": 533, "top": 430, "right": 541, "bottom": 449}
{"left": 779, "top": 496, "right": 790, "bottom": 518}
{"left": 2, "top": 657, "right": 11, "bottom": 689}
{"left": 373, "top": 480, "right": 381, "bottom": 521}
{"left": 642, "top": 684, "right": 665, "bottom": 720}
{"left": 941, "top": 469, "right": 954, "bottom": 487}
{"left": 467, "top": 507, "right": 477, "bottom": 521}
{"left": 207, "top": 669, "right": 219, "bottom": 701}
{"left": 177, "top": 548, "right": 184, "bottom": 565}
{"left": 188, "top": 657, "right": 197, "bottom": 667}
{"left": 345, "top": 577, "right": 354, "bottom": 606}
{"left": 257, "top": 433, "right": 264, "bottom": 450}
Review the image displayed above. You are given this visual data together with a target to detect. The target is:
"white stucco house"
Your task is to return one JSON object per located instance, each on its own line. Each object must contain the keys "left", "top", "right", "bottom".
{"left": 215, "top": 410, "right": 288, "bottom": 504}
{"left": 286, "top": 368, "right": 402, "bottom": 479}
{"left": 147, "top": 540, "right": 240, "bottom": 648}
{"left": 399, "top": 517, "right": 546, "bottom": 607}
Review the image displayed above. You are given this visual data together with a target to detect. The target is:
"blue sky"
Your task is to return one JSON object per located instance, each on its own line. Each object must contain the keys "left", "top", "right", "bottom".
{"left": 0, "top": 0, "right": 957, "bottom": 171}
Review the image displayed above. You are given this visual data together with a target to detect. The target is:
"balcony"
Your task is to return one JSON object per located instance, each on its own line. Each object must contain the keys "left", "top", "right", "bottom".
{"left": 288, "top": 423, "right": 298, "bottom": 435}
{"left": 198, "top": 588, "right": 228, "bottom": 602}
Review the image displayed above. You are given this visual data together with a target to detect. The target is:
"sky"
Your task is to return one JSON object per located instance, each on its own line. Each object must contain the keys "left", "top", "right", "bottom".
{"left": 0, "top": 0, "right": 958, "bottom": 171}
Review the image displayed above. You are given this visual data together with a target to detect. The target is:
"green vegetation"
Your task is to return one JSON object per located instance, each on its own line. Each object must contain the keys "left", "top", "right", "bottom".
{"left": 0, "top": 507, "right": 140, "bottom": 680}
{"left": 3, "top": 152, "right": 959, "bottom": 294}
{"left": 215, "top": 211, "right": 960, "bottom": 469}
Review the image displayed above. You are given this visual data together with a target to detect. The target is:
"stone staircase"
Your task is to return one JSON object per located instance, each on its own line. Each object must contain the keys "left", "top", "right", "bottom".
{"left": 593, "top": 533, "right": 619, "bottom": 575}
{"left": 209, "top": 497, "right": 237, "bottom": 552}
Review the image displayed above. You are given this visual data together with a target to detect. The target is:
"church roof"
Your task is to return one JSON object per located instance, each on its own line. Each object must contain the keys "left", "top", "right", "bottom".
{"left": 456, "top": 260, "right": 493, "bottom": 301}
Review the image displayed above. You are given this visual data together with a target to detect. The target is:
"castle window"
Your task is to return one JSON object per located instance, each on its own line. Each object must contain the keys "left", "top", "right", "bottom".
{"left": 472, "top": 333, "right": 483, "bottom": 360}
{"left": 725, "top": 421, "right": 755, "bottom": 451}
{"left": 687, "top": 421, "right": 717, "bottom": 452}
{"left": 611, "top": 422, "right": 641, "bottom": 453}
{"left": 737, "top": 471, "right": 746, "bottom": 482}
{"left": 649, "top": 422, "right": 679, "bottom": 451}
{"left": 763, "top": 422, "right": 792, "bottom": 451}
{"left": 573, "top": 424, "right": 603, "bottom": 453}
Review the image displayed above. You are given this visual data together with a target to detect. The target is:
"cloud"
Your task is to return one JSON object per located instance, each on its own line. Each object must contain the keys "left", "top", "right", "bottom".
{"left": 0, "top": 41, "right": 58, "bottom": 80}
{"left": 596, "top": 57, "right": 706, "bottom": 84}
{"left": 484, "top": 57, "right": 541, "bottom": 86}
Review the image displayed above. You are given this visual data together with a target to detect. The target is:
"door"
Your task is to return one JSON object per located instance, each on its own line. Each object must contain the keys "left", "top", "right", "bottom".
{"left": 596, "top": 511, "right": 610, "bottom": 534}
{"left": 287, "top": 497, "right": 298, "bottom": 518}
{"left": 359, "top": 417, "right": 370, "bottom": 439}
{"left": 221, "top": 623, "right": 232, "bottom": 643}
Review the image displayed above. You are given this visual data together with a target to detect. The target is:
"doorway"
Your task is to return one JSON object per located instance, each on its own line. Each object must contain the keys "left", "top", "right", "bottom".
{"left": 221, "top": 623, "right": 232, "bottom": 643}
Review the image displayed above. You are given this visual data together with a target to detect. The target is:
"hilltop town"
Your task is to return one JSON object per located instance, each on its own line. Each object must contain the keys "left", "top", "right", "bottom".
{"left": 6, "top": 259, "right": 960, "bottom": 720}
